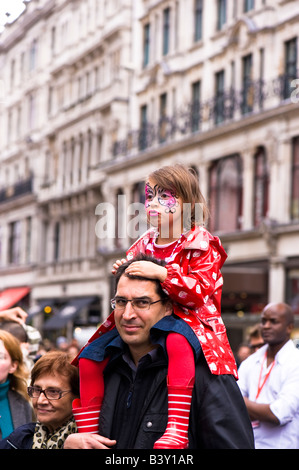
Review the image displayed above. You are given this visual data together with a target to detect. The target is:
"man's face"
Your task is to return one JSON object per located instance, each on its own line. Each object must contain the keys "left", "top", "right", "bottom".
{"left": 261, "top": 306, "right": 292, "bottom": 346}
{"left": 114, "top": 275, "right": 172, "bottom": 363}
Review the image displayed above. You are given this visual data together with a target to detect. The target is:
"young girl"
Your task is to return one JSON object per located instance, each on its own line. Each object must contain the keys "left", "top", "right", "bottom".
{"left": 0, "top": 330, "right": 32, "bottom": 440}
{"left": 72, "top": 164, "right": 238, "bottom": 449}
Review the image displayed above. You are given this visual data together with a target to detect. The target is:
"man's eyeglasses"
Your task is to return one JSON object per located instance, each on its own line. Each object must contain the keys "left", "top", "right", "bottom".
{"left": 27, "top": 386, "right": 71, "bottom": 400}
{"left": 111, "top": 297, "right": 163, "bottom": 311}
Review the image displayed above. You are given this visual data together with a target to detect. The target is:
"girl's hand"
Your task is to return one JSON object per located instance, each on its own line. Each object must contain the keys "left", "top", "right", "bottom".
{"left": 125, "top": 261, "right": 167, "bottom": 283}
{"left": 112, "top": 258, "right": 127, "bottom": 275}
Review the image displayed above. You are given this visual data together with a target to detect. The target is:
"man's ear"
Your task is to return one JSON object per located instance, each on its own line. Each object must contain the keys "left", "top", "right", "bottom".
{"left": 163, "top": 300, "right": 173, "bottom": 317}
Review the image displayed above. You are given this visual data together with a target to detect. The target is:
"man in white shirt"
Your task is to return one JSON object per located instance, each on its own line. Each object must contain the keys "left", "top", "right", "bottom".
{"left": 238, "top": 302, "right": 299, "bottom": 449}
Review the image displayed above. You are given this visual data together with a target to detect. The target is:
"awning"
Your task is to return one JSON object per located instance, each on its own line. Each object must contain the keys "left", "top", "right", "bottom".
{"left": 43, "top": 296, "right": 96, "bottom": 330}
{"left": 27, "top": 299, "right": 55, "bottom": 319}
{"left": 0, "top": 287, "right": 30, "bottom": 311}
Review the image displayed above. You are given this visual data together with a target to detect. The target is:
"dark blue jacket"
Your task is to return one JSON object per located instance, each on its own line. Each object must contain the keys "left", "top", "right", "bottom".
{"left": 0, "top": 422, "right": 35, "bottom": 449}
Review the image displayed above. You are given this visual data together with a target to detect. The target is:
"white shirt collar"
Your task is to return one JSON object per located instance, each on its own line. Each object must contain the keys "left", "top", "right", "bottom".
{"left": 254, "top": 339, "right": 295, "bottom": 365}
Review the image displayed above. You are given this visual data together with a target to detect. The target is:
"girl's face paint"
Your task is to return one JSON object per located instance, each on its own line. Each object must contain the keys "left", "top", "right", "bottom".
{"left": 145, "top": 183, "right": 179, "bottom": 214}
{"left": 145, "top": 181, "right": 183, "bottom": 239}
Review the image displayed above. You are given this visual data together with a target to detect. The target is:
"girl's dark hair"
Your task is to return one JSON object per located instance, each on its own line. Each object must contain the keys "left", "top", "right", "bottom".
{"left": 114, "top": 253, "right": 169, "bottom": 302}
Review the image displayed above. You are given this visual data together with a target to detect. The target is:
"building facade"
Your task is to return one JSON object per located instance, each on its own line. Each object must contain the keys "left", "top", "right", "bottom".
{"left": 0, "top": 0, "right": 298, "bottom": 350}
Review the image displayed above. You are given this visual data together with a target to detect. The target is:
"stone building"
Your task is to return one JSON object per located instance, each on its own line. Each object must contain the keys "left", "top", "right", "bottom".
{"left": 0, "top": 0, "right": 298, "bottom": 349}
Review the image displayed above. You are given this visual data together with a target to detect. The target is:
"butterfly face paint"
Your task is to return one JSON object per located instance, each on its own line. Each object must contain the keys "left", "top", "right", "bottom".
{"left": 145, "top": 183, "right": 179, "bottom": 214}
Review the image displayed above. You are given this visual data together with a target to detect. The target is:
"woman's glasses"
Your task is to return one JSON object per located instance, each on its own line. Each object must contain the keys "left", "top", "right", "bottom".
{"left": 27, "top": 386, "right": 71, "bottom": 400}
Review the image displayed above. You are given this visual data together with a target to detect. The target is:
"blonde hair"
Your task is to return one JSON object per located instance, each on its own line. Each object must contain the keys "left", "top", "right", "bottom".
{"left": 148, "top": 164, "right": 209, "bottom": 227}
{"left": 0, "top": 330, "right": 30, "bottom": 401}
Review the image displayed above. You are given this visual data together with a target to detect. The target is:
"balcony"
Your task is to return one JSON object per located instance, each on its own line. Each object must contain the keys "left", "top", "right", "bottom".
{"left": 0, "top": 176, "right": 34, "bottom": 204}
{"left": 112, "top": 72, "right": 299, "bottom": 159}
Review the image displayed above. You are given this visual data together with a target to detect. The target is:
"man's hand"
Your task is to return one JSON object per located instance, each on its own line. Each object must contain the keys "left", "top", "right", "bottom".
{"left": 112, "top": 258, "right": 127, "bottom": 275}
{"left": 63, "top": 433, "right": 117, "bottom": 449}
{"left": 0, "top": 307, "right": 28, "bottom": 324}
{"left": 125, "top": 261, "right": 167, "bottom": 283}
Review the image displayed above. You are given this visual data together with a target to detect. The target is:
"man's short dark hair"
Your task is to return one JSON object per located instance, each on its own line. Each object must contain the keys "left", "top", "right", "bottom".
{"left": 0, "top": 321, "right": 28, "bottom": 343}
{"left": 114, "top": 253, "right": 169, "bottom": 302}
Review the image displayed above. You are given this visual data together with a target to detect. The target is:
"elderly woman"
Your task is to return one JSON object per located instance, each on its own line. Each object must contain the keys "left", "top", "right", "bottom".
{"left": 0, "top": 350, "right": 79, "bottom": 449}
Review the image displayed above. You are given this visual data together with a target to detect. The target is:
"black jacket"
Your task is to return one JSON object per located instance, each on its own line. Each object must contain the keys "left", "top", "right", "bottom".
{"left": 99, "top": 344, "right": 254, "bottom": 449}
{"left": 0, "top": 422, "right": 35, "bottom": 449}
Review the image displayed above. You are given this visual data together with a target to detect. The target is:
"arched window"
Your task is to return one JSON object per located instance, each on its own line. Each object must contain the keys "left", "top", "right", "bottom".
{"left": 209, "top": 155, "right": 243, "bottom": 233}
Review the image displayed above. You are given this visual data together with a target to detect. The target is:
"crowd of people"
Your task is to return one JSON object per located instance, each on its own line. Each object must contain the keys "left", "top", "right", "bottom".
{"left": 0, "top": 164, "right": 298, "bottom": 450}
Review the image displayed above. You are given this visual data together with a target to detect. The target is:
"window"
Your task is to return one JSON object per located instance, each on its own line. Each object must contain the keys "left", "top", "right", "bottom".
{"left": 139, "top": 104, "right": 148, "bottom": 150}
{"left": 96, "top": 131, "right": 103, "bottom": 163}
{"left": 20, "top": 52, "right": 25, "bottom": 80}
{"left": 194, "top": 0, "right": 203, "bottom": 42}
{"left": 28, "top": 93, "right": 36, "bottom": 130}
{"left": 16, "top": 105, "right": 22, "bottom": 138}
{"left": 94, "top": 66, "right": 99, "bottom": 91}
{"left": 7, "top": 109, "right": 12, "bottom": 143}
{"left": 159, "top": 93, "right": 167, "bottom": 142}
{"left": 215, "top": 70, "right": 225, "bottom": 124}
{"left": 61, "top": 142, "right": 67, "bottom": 189}
{"left": 191, "top": 81, "right": 201, "bottom": 132}
{"left": 53, "top": 222, "right": 60, "bottom": 261}
{"left": 286, "top": 269, "right": 299, "bottom": 315}
{"left": 217, "top": 0, "right": 226, "bottom": 31}
{"left": 87, "top": 129, "right": 92, "bottom": 177}
{"left": 253, "top": 147, "right": 269, "bottom": 226}
{"left": 77, "top": 136, "right": 83, "bottom": 183}
{"left": 162, "top": 8, "right": 170, "bottom": 56}
{"left": 209, "top": 155, "right": 243, "bottom": 233}
{"left": 143, "top": 23, "right": 150, "bottom": 68}
{"left": 51, "top": 26, "right": 56, "bottom": 57}
{"left": 283, "top": 38, "right": 297, "bottom": 100}
{"left": 242, "top": 54, "right": 253, "bottom": 114}
{"left": 70, "top": 138, "right": 75, "bottom": 185}
{"left": 244, "top": 0, "right": 254, "bottom": 12}
{"left": 258, "top": 48, "right": 265, "bottom": 108}
{"left": 48, "top": 86, "right": 53, "bottom": 116}
{"left": 291, "top": 137, "right": 299, "bottom": 220}
{"left": 29, "top": 39, "right": 38, "bottom": 71}
{"left": 8, "top": 221, "right": 21, "bottom": 265}
{"left": 25, "top": 217, "right": 32, "bottom": 264}
{"left": 10, "top": 59, "right": 15, "bottom": 90}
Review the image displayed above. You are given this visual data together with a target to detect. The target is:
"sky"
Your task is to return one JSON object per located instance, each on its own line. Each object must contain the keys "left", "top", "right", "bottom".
{"left": 0, "top": 0, "right": 28, "bottom": 33}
